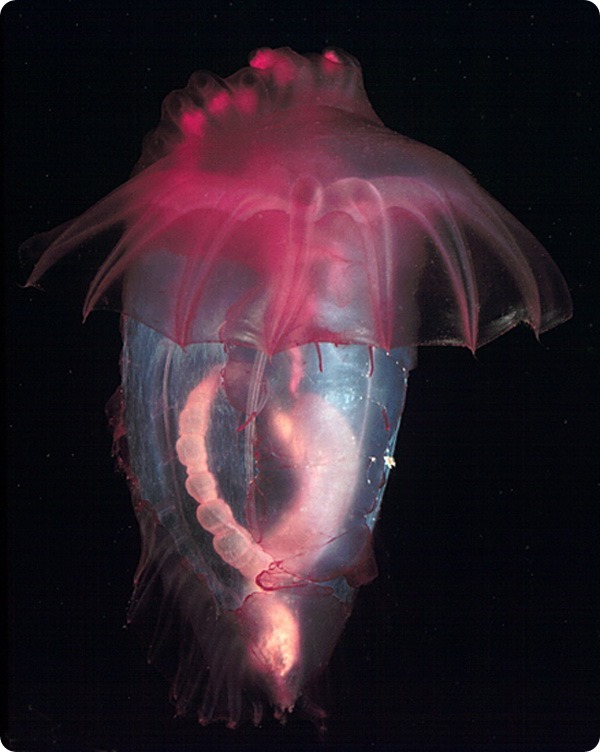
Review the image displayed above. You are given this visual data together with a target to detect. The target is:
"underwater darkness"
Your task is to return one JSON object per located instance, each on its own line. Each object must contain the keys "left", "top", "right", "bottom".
{"left": 4, "top": 1, "right": 598, "bottom": 751}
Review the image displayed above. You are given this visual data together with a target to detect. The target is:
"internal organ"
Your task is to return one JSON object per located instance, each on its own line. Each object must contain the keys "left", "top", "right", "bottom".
{"left": 121, "top": 317, "right": 414, "bottom": 716}
{"left": 178, "top": 361, "right": 371, "bottom": 584}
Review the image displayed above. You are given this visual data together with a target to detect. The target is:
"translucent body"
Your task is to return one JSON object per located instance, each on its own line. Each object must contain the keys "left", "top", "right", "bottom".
{"left": 118, "top": 317, "right": 413, "bottom": 722}
{"left": 21, "top": 48, "right": 572, "bottom": 726}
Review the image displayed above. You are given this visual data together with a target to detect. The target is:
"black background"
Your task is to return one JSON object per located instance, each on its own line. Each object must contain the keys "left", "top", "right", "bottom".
{"left": 3, "top": 1, "right": 598, "bottom": 750}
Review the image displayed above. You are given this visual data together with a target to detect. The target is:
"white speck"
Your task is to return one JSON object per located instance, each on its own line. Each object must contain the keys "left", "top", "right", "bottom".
{"left": 384, "top": 454, "right": 396, "bottom": 469}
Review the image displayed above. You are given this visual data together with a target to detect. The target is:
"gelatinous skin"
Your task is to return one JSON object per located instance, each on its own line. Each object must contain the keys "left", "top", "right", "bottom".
{"left": 21, "top": 48, "right": 572, "bottom": 726}
{"left": 23, "top": 48, "right": 571, "bottom": 354}
{"left": 116, "top": 318, "right": 413, "bottom": 723}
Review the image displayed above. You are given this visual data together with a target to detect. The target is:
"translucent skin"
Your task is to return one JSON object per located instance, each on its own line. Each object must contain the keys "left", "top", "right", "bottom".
{"left": 21, "top": 48, "right": 572, "bottom": 726}
{"left": 117, "top": 318, "right": 413, "bottom": 724}
{"left": 23, "top": 47, "right": 571, "bottom": 354}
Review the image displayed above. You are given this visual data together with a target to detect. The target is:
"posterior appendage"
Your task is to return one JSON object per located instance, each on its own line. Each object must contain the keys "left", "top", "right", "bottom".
{"left": 175, "top": 364, "right": 359, "bottom": 711}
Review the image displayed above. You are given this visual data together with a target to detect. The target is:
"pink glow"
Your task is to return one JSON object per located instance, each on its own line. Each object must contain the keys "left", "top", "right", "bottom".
{"left": 180, "top": 109, "right": 206, "bottom": 137}
{"left": 23, "top": 47, "right": 572, "bottom": 353}
{"left": 323, "top": 49, "right": 343, "bottom": 64}
{"left": 207, "top": 90, "right": 231, "bottom": 115}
